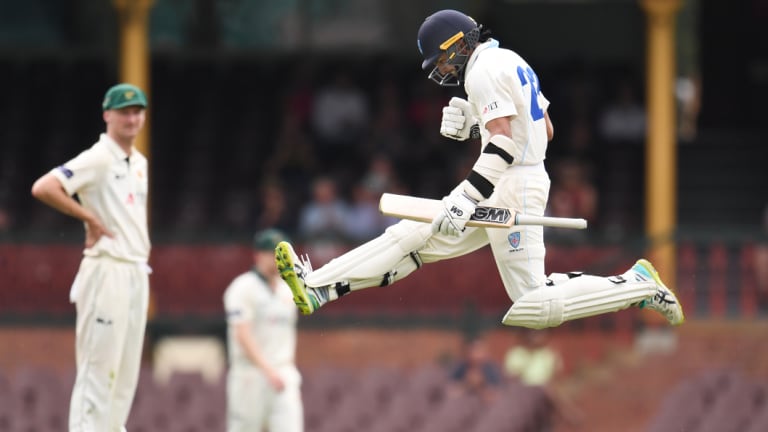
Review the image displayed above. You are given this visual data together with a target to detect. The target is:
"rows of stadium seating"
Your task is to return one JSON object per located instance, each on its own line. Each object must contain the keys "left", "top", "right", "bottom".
{"left": 647, "top": 368, "right": 768, "bottom": 432}
{"left": 0, "top": 365, "right": 553, "bottom": 432}
{"left": 5, "top": 363, "right": 768, "bottom": 432}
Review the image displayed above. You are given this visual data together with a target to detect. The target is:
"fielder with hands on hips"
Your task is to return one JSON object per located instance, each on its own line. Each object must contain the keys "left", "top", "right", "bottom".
{"left": 275, "top": 9, "right": 684, "bottom": 330}
{"left": 224, "top": 229, "right": 303, "bottom": 432}
{"left": 31, "top": 83, "right": 151, "bottom": 432}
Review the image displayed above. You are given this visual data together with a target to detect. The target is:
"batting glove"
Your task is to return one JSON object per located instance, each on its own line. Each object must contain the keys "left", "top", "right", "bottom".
{"left": 432, "top": 188, "right": 478, "bottom": 237}
{"left": 440, "top": 97, "right": 479, "bottom": 141}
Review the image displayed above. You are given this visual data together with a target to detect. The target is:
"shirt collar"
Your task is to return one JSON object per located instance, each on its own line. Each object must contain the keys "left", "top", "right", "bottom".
{"left": 466, "top": 39, "right": 500, "bottom": 78}
{"left": 99, "top": 133, "right": 132, "bottom": 161}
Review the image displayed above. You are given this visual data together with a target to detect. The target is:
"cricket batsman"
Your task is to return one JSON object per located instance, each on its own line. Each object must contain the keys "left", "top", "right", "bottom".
{"left": 275, "top": 10, "right": 684, "bottom": 329}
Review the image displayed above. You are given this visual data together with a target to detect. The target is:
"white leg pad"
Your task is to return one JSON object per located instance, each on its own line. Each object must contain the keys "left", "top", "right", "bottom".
{"left": 502, "top": 274, "right": 656, "bottom": 329}
{"left": 305, "top": 220, "right": 431, "bottom": 291}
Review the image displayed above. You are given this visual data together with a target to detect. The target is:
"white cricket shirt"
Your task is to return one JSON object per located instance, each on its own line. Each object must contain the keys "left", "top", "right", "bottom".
{"left": 464, "top": 39, "right": 551, "bottom": 166}
{"left": 224, "top": 270, "right": 299, "bottom": 369}
{"left": 51, "top": 133, "right": 150, "bottom": 262}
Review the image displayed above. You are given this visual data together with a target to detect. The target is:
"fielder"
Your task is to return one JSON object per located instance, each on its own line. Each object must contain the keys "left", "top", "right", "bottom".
{"left": 275, "top": 9, "right": 684, "bottom": 329}
{"left": 31, "top": 83, "right": 151, "bottom": 431}
{"left": 224, "top": 229, "right": 303, "bottom": 432}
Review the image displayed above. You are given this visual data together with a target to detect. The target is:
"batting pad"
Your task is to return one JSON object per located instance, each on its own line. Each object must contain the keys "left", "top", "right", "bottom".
{"left": 502, "top": 274, "right": 656, "bottom": 329}
{"left": 304, "top": 221, "right": 431, "bottom": 291}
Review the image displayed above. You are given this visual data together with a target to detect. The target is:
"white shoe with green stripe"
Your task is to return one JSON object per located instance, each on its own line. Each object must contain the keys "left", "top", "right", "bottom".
{"left": 632, "top": 259, "right": 685, "bottom": 326}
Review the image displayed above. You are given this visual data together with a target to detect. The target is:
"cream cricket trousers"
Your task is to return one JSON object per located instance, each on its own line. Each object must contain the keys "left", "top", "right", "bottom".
{"left": 68, "top": 255, "right": 149, "bottom": 432}
{"left": 227, "top": 365, "right": 303, "bottom": 432}
{"left": 419, "top": 162, "right": 551, "bottom": 302}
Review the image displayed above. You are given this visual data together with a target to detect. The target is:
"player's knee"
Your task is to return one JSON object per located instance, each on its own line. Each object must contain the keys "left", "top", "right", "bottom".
{"left": 502, "top": 297, "right": 564, "bottom": 329}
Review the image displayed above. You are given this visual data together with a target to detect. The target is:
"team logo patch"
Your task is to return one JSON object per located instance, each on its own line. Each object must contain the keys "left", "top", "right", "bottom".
{"left": 508, "top": 231, "right": 521, "bottom": 249}
{"left": 57, "top": 165, "right": 74, "bottom": 178}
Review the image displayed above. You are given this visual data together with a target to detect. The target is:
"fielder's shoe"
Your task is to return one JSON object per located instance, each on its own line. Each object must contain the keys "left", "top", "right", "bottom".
{"left": 275, "top": 241, "right": 323, "bottom": 315}
{"left": 631, "top": 258, "right": 685, "bottom": 326}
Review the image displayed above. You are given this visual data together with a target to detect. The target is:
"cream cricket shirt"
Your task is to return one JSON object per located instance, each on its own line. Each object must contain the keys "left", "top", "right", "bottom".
{"left": 51, "top": 133, "right": 150, "bottom": 262}
{"left": 464, "top": 40, "right": 551, "bottom": 166}
{"left": 224, "top": 270, "right": 298, "bottom": 369}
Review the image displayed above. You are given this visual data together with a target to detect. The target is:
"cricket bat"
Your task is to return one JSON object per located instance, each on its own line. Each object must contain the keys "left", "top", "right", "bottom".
{"left": 379, "top": 193, "right": 587, "bottom": 229}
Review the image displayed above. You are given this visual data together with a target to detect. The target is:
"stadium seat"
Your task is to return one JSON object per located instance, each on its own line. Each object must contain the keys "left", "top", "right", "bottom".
{"left": 696, "top": 375, "right": 764, "bottom": 432}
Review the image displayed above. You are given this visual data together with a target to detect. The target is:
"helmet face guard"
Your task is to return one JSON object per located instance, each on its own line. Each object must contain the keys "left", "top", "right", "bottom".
{"left": 426, "top": 27, "right": 480, "bottom": 86}
{"left": 417, "top": 10, "right": 482, "bottom": 87}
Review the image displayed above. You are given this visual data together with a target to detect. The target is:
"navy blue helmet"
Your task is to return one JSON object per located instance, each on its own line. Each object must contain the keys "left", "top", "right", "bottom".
{"left": 417, "top": 10, "right": 482, "bottom": 86}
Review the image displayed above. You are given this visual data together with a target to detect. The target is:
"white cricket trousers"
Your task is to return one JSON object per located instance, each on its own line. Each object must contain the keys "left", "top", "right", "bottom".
{"left": 68, "top": 255, "right": 149, "bottom": 432}
{"left": 419, "top": 162, "right": 551, "bottom": 302}
{"left": 227, "top": 365, "right": 304, "bottom": 432}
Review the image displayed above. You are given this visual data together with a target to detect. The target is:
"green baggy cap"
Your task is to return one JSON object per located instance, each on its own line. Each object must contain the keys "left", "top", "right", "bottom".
{"left": 102, "top": 83, "right": 148, "bottom": 111}
{"left": 253, "top": 229, "right": 289, "bottom": 251}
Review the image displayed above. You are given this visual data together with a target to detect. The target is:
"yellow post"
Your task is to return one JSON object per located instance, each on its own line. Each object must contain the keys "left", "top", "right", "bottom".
{"left": 113, "top": 0, "right": 156, "bottom": 319}
{"left": 113, "top": 0, "right": 154, "bottom": 158}
{"left": 641, "top": 0, "right": 682, "bottom": 323}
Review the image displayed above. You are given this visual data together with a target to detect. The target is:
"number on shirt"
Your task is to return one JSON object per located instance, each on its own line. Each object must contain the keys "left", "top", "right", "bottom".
{"left": 517, "top": 66, "right": 545, "bottom": 121}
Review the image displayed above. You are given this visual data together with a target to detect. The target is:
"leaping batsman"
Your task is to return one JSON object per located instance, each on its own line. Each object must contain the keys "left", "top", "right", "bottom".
{"left": 275, "top": 9, "right": 684, "bottom": 329}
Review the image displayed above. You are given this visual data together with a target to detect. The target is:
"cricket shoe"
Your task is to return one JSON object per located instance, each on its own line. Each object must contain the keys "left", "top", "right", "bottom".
{"left": 275, "top": 241, "right": 325, "bottom": 315}
{"left": 630, "top": 259, "right": 685, "bottom": 326}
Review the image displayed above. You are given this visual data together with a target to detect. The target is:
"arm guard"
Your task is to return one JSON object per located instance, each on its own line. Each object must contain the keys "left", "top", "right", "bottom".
{"left": 462, "top": 135, "right": 517, "bottom": 201}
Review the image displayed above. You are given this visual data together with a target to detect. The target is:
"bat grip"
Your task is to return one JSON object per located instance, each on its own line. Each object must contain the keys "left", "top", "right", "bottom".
{"left": 515, "top": 214, "right": 588, "bottom": 229}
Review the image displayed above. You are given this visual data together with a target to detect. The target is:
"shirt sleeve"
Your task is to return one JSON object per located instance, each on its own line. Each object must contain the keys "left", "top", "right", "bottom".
{"left": 224, "top": 276, "right": 253, "bottom": 324}
{"left": 50, "top": 146, "right": 109, "bottom": 196}
{"left": 467, "top": 64, "right": 519, "bottom": 127}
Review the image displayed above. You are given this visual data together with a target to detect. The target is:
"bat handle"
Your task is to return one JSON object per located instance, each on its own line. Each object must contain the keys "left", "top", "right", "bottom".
{"left": 515, "top": 214, "right": 588, "bottom": 229}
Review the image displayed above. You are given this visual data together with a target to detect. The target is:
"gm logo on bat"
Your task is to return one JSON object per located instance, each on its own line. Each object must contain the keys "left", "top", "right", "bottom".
{"left": 472, "top": 206, "right": 511, "bottom": 224}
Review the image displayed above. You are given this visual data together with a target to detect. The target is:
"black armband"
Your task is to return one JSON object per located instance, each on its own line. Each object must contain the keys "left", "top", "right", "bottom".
{"left": 482, "top": 142, "right": 515, "bottom": 164}
{"left": 466, "top": 170, "right": 495, "bottom": 199}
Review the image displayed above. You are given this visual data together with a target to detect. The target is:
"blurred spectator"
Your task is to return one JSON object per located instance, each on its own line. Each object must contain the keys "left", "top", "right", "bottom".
{"left": 504, "top": 330, "right": 562, "bottom": 386}
{"left": 253, "top": 178, "right": 298, "bottom": 235}
{"left": 311, "top": 69, "right": 370, "bottom": 174}
{"left": 405, "top": 76, "right": 447, "bottom": 132}
{"left": 447, "top": 336, "right": 503, "bottom": 403}
{"left": 298, "top": 175, "right": 351, "bottom": 244}
{"left": 756, "top": 204, "right": 768, "bottom": 311}
{"left": 174, "top": 189, "right": 209, "bottom": 234}
{"left": 676, "top": 74, "right": 701, "bottom": 143}
{"left": 281, "top": 64, "right": 316, "bottom": 128}
{"left": 360, "top": 153, "right": 399, "bottom": 195}
{"left": 264, "top": 109, "right": 318, "bottom": 190}
{"left": 221, "top": 188, "right": 255, "bottom": 234}
{"left": 504, "top": 329, "right": 582, "bottom": 429}
{"left": 597, "top": 77, "right": 646, "bottom": 144}
{"left": 546, "top": 158, "right": 598, "bottom": 242}
{"left": 0, "top": 205, "right": 11, "bottom": 234}
{"left": 345, "top": 181, "right": 395, "bottom": 243}
{"left": 365, "top": 78, "right": 410, "bottom": 162}
{"left": 407, "top": 127, "right": 457, "bottom": 198}
{"left": 561, "top": 116, "right": 599, "bottom": 168}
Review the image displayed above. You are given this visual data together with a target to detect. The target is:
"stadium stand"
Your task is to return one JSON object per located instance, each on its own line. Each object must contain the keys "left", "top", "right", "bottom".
{"left": 0, "top": 365, "right": 557, "bottom": 432}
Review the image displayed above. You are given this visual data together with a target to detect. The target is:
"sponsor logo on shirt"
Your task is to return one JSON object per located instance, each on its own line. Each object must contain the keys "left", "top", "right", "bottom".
{"left": 482, "top": 101, "right": 499, "bottom": 114}
{"left": 96, "top": 317, "right": 113, "bottom": 325}
{"left": 57, "top": 165, "right": 74, "bottom": 178}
